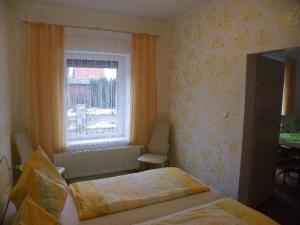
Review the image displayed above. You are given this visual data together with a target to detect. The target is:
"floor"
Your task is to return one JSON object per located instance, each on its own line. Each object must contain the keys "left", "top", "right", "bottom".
{"left": 258, "top": 172, "right": 300, "bottom": 225}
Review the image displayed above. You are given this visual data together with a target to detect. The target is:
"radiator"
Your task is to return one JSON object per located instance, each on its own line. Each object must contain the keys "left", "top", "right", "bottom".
{"left": 53, "top": 145, "right": 142, "bottom": 179}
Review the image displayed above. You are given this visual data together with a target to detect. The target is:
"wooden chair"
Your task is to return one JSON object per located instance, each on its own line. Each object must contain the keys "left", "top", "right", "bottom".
{"left": 277, "top": 145, "right": 300, "bottom": 190}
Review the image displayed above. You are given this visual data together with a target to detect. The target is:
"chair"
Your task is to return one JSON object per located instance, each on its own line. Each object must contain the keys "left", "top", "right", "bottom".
{"left": 14, "top": 132, "right": 65, "bottom": 175}
{"left": 276, "top": 145, "right": 300, "bottom": 190}
{"left": 137, "top": 121, "right": 170, "bottom": 168}
{"left": 281, "top": 115, "right": 298, "bottom": 133}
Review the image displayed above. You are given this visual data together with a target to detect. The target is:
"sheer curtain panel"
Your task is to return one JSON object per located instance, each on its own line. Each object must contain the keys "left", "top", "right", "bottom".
{"left": 26, "top": 23, "right": 65, "bottom": 160}
{"left": 130, "top": 34, "right": 157, "bottom": 153}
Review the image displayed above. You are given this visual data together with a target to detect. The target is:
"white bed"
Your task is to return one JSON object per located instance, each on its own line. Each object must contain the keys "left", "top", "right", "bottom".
{"left": 4, "top": 188, "right": 222, "bottom": 225}
{"left": 60, "top": 190, "right": 222, "bottom": 225}
{"left": 1, "top": 156, "right": 278, "bottom": 225}
{"left": 133, "top": 198, "right": 280, "bottom": 225}
{"left": 3, "top": 168, "right": 223, "bottom": 225}
{"left": 1, "top": 154, "right": 224, "bottom": 225}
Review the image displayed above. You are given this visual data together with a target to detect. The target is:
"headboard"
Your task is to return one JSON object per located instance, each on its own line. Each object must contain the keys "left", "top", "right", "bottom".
{"left": 0, "top": 156, "right": 11, "bottom": 224}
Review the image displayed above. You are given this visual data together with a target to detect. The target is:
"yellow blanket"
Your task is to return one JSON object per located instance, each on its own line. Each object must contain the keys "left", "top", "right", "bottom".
{"left": 142, "top": 198, "right": 279, "bottom": 225}
{"left": 69, "top": 167, "right": 210, "bottom": 220}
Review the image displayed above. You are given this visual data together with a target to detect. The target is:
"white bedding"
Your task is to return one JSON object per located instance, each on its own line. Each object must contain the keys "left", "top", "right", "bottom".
{"left": 134, "top": 198, "right": 279, "bottom": 225}
{"left": 134, "top": 200, "right": 226, "bottom": 225}
{"left": 59, "top": 190, "right": 222, "bottom": 225}
{"left": 4, "top": 190, "right": 222, "bottom": 225}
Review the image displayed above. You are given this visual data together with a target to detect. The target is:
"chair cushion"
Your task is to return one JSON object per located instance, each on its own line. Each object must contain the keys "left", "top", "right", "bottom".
{"left": 137, "top": 154, "right": 168, "bottom": 164}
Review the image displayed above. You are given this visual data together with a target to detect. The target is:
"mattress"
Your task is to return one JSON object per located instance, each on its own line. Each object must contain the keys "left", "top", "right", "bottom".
{"left": 69, "top": 167, "right": 210, "bottom": 220}
{"left": 59, "top": 190, "right": 223, "bottom": 225}
{"left": 134, "top": 198, "right": 279, "bottom": 225}
{"left": 4, "top": 189, "right": 222, "bottom": 225}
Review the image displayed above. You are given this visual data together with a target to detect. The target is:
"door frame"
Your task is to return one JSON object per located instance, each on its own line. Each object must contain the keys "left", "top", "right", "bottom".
{"left": 238, "top": 47, "right": 300, "bottom": 207}
{"left": 238, "top": 53, "right": 259, "bottom": 206}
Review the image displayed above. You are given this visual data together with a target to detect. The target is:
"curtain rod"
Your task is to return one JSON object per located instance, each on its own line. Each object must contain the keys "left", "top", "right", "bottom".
{"left": 21, "top": 21, "right": 160, "bottom": 37}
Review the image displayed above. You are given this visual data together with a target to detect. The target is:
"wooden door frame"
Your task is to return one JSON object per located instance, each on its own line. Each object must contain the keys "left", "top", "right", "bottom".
{"left": 238, "top": 47, "right": 300, "bottom": 206}
{"left": 238, "top": 53, "right": 259, "bottom": 205}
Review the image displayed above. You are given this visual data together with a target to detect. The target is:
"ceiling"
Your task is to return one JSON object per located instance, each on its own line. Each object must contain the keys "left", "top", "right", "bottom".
{"left": 21, "top": 0, "right": 203, "bottom": 19}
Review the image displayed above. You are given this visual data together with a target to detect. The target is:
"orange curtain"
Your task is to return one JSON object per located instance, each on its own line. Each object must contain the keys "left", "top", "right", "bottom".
{"left": 282, "top": 59, "right": 296, "bottom": 115}
{"left": 26, "top": 23, "right": 65, "bottom": 160}
{"left": 130, "top": 34, "right": 157, "bottom": 153}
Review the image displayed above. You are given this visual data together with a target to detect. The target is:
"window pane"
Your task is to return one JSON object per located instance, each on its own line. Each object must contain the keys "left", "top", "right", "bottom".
{"left": 67, "top": 66, "right": 119, "bottom": 139}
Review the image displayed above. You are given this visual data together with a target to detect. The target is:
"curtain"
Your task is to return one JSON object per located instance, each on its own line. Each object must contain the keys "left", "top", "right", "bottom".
{"left": 282, "top": 59, "right": 296, "bottom": 116}
{"left": 130, "top": 34, "right": 157, "bottom": 153}
{"left": 66, "top": 59, "right": 118, "bottom": 68}
{"left": 26, "top": 23, "right": 65, "bottom": 160}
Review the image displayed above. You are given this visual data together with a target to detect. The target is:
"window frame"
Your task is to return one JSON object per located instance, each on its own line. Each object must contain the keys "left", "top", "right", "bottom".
{"left": 64, "top": 51, "right": 131, "bottom": 150}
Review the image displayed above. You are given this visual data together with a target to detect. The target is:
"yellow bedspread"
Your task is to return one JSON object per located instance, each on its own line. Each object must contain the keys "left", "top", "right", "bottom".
{"left": 69, "top": 167, "right": 210, "bottom": 220}
{"left": 141, "top": 198, "right": 279, "bottom": 225}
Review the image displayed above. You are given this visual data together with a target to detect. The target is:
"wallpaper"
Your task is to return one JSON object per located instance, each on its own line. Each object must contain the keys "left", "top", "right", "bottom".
{"left": 0, "top": 1, "right": 11, "bottom": 166}
{"left": 169, "top": 0, "right": 300, "bottom": 198}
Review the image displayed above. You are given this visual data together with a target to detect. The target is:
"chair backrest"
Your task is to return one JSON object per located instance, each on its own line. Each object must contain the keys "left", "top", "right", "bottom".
{"left": 281, "top": 115, "right": 297, "bottom": 133}
{"left": 148, "top": 121, "right": 170, "bottom": 155}
{"left": 14, "top": 132, "right": 34, "bottom": 164}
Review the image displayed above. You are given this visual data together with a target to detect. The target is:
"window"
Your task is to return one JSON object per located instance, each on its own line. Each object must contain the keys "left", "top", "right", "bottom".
{"left": 65, "top": 52, "right": 131, "bottom": 150}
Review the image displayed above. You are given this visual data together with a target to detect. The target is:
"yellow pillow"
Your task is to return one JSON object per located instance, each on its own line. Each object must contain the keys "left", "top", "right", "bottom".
{"left": 25, "top": 146, "right": 67, "bottom": 188}
{"left": 10, "top": 168, "right": 67, "bottom": 218}
{"left": 12, "top": 196, "right": 61, "bottom": 225}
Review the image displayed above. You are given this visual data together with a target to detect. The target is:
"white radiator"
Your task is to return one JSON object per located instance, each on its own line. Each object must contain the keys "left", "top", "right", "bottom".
{"left": 54, "top": 146, "right": 142, "bottom": 179}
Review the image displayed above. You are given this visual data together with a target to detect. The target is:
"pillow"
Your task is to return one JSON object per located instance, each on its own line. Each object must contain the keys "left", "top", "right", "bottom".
{"left": 24, "top": 146, "right": 67, "bottom": 188}
{"left": 12, "top": 196, "right": 60, "bottom": 225}
{"left": 10, "top": 168, "right": 67, "bottom": 218}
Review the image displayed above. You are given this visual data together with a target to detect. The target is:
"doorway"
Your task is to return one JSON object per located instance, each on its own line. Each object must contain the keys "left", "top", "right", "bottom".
{"left": 238, "top": 47, "right": 300, "bottom": 224}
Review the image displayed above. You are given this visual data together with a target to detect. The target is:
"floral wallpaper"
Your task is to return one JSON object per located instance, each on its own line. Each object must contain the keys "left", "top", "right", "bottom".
{"left": 169, "top": 0, "right": 300, "bottom": 198}
{"left": 0, "top": 1, "right": 11, "bottom": 167}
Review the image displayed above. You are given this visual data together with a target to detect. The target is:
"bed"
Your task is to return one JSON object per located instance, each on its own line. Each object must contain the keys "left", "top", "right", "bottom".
{"left": 4, "top": 191, "right": 223, "bottom": 225}
{"left": 1, "top": 156, "right": 278, "bottom": 225}
{"left": 58, "top": 189, "right": 222, "bottom": 225}
{"left": 135, "top": 198, "right": 279, "bottom": 225}
{"left": 2, "top": 165, "right": 223, "bottom": 225}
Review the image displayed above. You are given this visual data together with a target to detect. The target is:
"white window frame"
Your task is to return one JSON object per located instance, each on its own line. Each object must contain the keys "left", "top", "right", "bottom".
{"left": 65, "top": 51, "right": 131, "bottom": 150}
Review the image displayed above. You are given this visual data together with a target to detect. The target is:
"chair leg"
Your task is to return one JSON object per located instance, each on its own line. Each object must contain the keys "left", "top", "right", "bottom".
{"left": 297, "top": 172, "right": 300, "bottom": 192}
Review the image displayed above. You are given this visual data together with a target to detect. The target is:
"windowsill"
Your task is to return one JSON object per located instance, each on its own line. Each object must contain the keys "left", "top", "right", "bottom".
{"left": 67, "top": 137, "right": 129, "bottom": 151}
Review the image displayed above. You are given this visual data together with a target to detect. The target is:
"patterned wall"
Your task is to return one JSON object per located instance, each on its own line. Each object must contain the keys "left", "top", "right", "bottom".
{"left": 0, "top": 1, "right": 11, "bottom": 167}
{"left": 169, "top": 0, "right": 300, "bottom": 198}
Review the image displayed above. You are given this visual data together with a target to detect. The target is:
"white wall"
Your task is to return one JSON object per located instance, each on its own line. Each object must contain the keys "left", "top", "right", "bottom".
{"left": 0, "top": 0, "right": 11, "bottom": 166}
{"left": 65, "top": 28, "right": 131, "bottom": 54}
{"left": 7, "top": 1, "right": 171, "bottom": 135}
